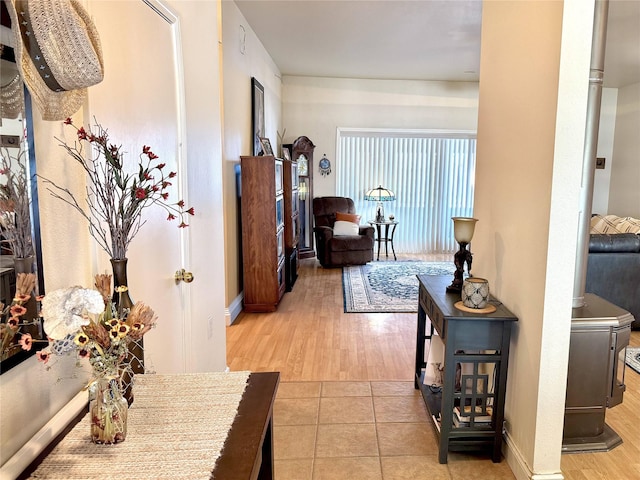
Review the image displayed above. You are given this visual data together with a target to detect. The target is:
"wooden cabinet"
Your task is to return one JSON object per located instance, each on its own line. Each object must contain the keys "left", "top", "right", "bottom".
{"left": 240, "top": 155, "right": 286, "bottom": 312}
{"left": 414, "top": 275, "right": 517, "bottom": 464}
{"left": 283, "top": 158, "right": 299, "bottom": 290}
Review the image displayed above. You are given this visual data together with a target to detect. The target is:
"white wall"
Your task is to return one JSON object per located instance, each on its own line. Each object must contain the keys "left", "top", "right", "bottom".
{"left": 282, "top": 76, "right": 479, "bottom": 198}
{"left": 474, "top": 1, "right": 593, "bottom": 479}
{"left": 608, "top": 81, "right": 640, "bottom": 217}
{"left": 592, "top": 88, "right": 618, "bottom": 214}
{"left": 221, "top": 0, "right": 282, "bottom": 310}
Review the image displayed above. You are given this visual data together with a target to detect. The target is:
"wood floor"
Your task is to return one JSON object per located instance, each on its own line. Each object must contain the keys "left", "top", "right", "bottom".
{"left": 226, "top": 256, "right": 640, "bottom": 479}
{"left": 226, "top": 256, "right": 421, "bottom": 382}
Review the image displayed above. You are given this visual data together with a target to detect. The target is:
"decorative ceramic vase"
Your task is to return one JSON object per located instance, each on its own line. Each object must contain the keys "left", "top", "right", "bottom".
{"left": 109, "top": 258, "right": 143, "bottom": 404}
{"left": 89, "top": 375, "right": 128, "bottom": 444}
{"left": 461, "top": 277, "right": 490, "bottom": 309}
{"left": 110, "top": 258, "right": 134, "bottom": 312}
{"left": 13, "top": 255, "right": 35, "bottom": 275}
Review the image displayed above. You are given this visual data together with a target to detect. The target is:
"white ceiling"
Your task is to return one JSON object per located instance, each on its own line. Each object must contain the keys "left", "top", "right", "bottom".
{"left": 234, "top": 0, "right": 640, "bottom": 88}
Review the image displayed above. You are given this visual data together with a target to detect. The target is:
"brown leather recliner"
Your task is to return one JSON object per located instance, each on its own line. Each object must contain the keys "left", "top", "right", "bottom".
{"left": 313, "top": 196, "right": 374, "bottom": 268}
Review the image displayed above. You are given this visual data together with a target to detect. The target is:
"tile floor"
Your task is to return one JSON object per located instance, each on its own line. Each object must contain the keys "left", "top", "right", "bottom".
{"left": 273, "top": 381, "right": 516, "bottom": 480}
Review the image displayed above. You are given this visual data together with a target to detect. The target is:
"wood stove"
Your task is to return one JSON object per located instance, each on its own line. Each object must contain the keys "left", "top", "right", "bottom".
{"left": 563, "top": 293, "right": 634, "bottom": 452}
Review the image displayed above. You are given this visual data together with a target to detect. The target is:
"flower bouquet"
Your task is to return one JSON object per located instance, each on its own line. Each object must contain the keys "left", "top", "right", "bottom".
{"left": 38, "top": 273, "right": 158, "bottom": 444}
{"left": 0, "top": 272, "right": 42, "bottom": 361}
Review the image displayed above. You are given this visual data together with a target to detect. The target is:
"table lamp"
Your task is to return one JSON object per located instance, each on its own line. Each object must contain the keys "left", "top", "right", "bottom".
{"left": 364, "top": 185, "right": 395, "bottom": 222}
{"left": 446, "top": 217, "right": 478, "bottom": 293}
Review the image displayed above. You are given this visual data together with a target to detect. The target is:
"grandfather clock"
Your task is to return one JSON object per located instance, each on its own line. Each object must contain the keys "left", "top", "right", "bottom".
{"left": 292, "top": 136, "right": 315, "bottom": 259}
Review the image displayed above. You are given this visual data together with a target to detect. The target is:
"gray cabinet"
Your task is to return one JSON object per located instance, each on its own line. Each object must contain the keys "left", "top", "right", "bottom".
{"left": 414, "top": 275, "right": 518, "bottom": 463}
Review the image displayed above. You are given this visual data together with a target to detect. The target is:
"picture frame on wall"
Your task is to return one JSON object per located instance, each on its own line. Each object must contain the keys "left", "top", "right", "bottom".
{"left": 259, "top": 137, "right": 274, "bottom": 156}
{"left": 251, "top": 77, "right": 265, "bottom": 156}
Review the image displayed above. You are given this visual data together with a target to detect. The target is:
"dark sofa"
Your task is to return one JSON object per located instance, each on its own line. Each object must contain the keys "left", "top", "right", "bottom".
{"left": 585, "top": 233, "right": 640, "bottom": 330}
{"left": 313, "top": 196, "right": 374, "bottom": 268}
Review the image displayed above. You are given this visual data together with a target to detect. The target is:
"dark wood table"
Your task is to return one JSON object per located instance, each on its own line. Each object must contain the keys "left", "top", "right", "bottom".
{"left": 213, "top": 372, "right": 279, "bottom": 480}
{"left": 19, "top": 372, "right": 280, "bottom": 480}
{"left": 414, "top": 275, "right": 517, "bottom": 463}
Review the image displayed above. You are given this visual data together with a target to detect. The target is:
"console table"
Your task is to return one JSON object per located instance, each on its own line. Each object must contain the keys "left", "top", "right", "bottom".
{"left": 414, "top": 275, "right": 517, "bottom": 464}
{"left": 20, "top": 371, "right": 279, "bottom": 480}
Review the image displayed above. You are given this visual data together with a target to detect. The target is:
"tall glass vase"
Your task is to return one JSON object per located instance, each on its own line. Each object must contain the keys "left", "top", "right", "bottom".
{"left": 110, "top": 258, "right": 143, "bottom": 406}
{"left": 89, "top": 374, "right": 128, "bottom": 444}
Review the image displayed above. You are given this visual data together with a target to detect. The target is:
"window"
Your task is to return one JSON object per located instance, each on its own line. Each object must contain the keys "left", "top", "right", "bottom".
{"left": 336, "top": 129, "right": 476, "bottom": 253}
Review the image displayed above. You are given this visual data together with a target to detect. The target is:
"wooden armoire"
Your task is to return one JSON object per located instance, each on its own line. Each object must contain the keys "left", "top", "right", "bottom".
{"left": 240, "top": 155, "right": 286, "bottom": 312}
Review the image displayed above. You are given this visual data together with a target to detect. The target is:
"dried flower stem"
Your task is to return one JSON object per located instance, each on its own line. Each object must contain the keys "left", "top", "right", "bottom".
{"left": 0, "top": 144, "right": 35, "bottom": 258}
{"left": 16, "top": 272, "right": 36, "bottom": 297}
{"left": 38, "top": 119, "right": 194, "bottom": 259}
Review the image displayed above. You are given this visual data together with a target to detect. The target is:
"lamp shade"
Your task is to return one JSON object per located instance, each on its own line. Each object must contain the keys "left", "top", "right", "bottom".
{"left": 452, "top": 217, "right": 478, "bottom": 243}
{"left": 364, "top": 185, "right": 395, "bottom": 202}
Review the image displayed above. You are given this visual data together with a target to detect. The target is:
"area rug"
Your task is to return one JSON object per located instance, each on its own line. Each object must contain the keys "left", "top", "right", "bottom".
{"left": 342, "top": 261, "right": 455, "bottom": 313}
{"left": 626, "top": 347, "right": 640, "bottom": 374}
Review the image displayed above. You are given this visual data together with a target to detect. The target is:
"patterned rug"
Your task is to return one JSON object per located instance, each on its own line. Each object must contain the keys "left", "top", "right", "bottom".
{"left": 342, "top": 261, "right": 455, "bottom": 313}
{"left": 626, "top": 346, "right": 640, "bottom": 374}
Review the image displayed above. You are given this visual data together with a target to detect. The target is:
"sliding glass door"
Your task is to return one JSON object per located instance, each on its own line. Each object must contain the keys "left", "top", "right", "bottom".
{"left": 336, "top": 129, "right": 476, "bottom": 253}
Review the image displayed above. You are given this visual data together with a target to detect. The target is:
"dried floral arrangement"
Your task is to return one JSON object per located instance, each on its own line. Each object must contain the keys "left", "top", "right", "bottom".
{"left": 0, "top": 143, "right": 35, "bottom": 259}
{"left": 36, "top": 273, "right": 157, "bottom": 380}
{"left": 0, "top": 272, "right": 41, "bottom": 360}
{"left": 39, "top": 118, "right": 194, "bottom": 260}
{"left": 33, "top": 274, "right": 158, "bottom": 444}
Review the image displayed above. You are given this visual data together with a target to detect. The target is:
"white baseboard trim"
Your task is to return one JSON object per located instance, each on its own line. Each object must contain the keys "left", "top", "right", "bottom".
{"left": 503, "top": 429, "right": 565, "bottom": 480}
{"left": 225, "top": 292, "right": 244, "bottom": 326}
{"left": 0, "top": 390, "right": 87, "bottom": 480}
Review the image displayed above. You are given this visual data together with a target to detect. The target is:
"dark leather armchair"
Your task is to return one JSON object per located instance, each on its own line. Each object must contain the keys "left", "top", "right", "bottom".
{"left": 586, "top": 233, "right": 640, "bottom": 330}
{"left": 313, "top": 197, "right": 374, "bottom": 268}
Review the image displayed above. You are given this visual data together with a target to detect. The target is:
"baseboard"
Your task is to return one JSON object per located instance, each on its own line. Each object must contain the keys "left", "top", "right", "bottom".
{"left": 225, "top": 292, "right": 244, "bottom": 326}
{"left": 504, "top": 429, "right": 565, "bottom": 480}
{"left": 0, "top": 390, "right": 87, "bottom": 480}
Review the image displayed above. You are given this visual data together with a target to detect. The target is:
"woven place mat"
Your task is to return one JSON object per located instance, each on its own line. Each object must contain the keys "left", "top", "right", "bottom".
{"left": 30, "top": 371, "right": 251, "bottom": 479}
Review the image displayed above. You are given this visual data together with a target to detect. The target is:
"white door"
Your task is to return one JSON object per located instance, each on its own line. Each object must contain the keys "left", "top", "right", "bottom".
{"left": 87, "top": 0, "right": 226, "bottom": 373}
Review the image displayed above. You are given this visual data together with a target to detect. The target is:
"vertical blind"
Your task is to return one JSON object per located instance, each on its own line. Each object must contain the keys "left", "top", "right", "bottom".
{"left": 336, "top": 130, "right": 476, "bottom": 253}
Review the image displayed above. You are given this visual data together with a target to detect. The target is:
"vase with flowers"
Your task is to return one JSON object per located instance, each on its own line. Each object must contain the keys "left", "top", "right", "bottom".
{"left": 39, "top": 117, "right": 194, "bottom": 377}
{"left": 0, "top": 272, "right": 43, "bottom": 363}
{"left": 38, "top": 274, "right": 158, "bottom": 444}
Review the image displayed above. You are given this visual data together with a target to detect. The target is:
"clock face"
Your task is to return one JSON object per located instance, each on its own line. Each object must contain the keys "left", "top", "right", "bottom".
{"left": 297, "top": 154, "right": 308, "bottom": 176}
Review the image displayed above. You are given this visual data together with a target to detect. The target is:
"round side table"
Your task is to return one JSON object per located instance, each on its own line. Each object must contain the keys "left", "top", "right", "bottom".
{"left": 368, "top": 220, "right": 398, "bottom": 260}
